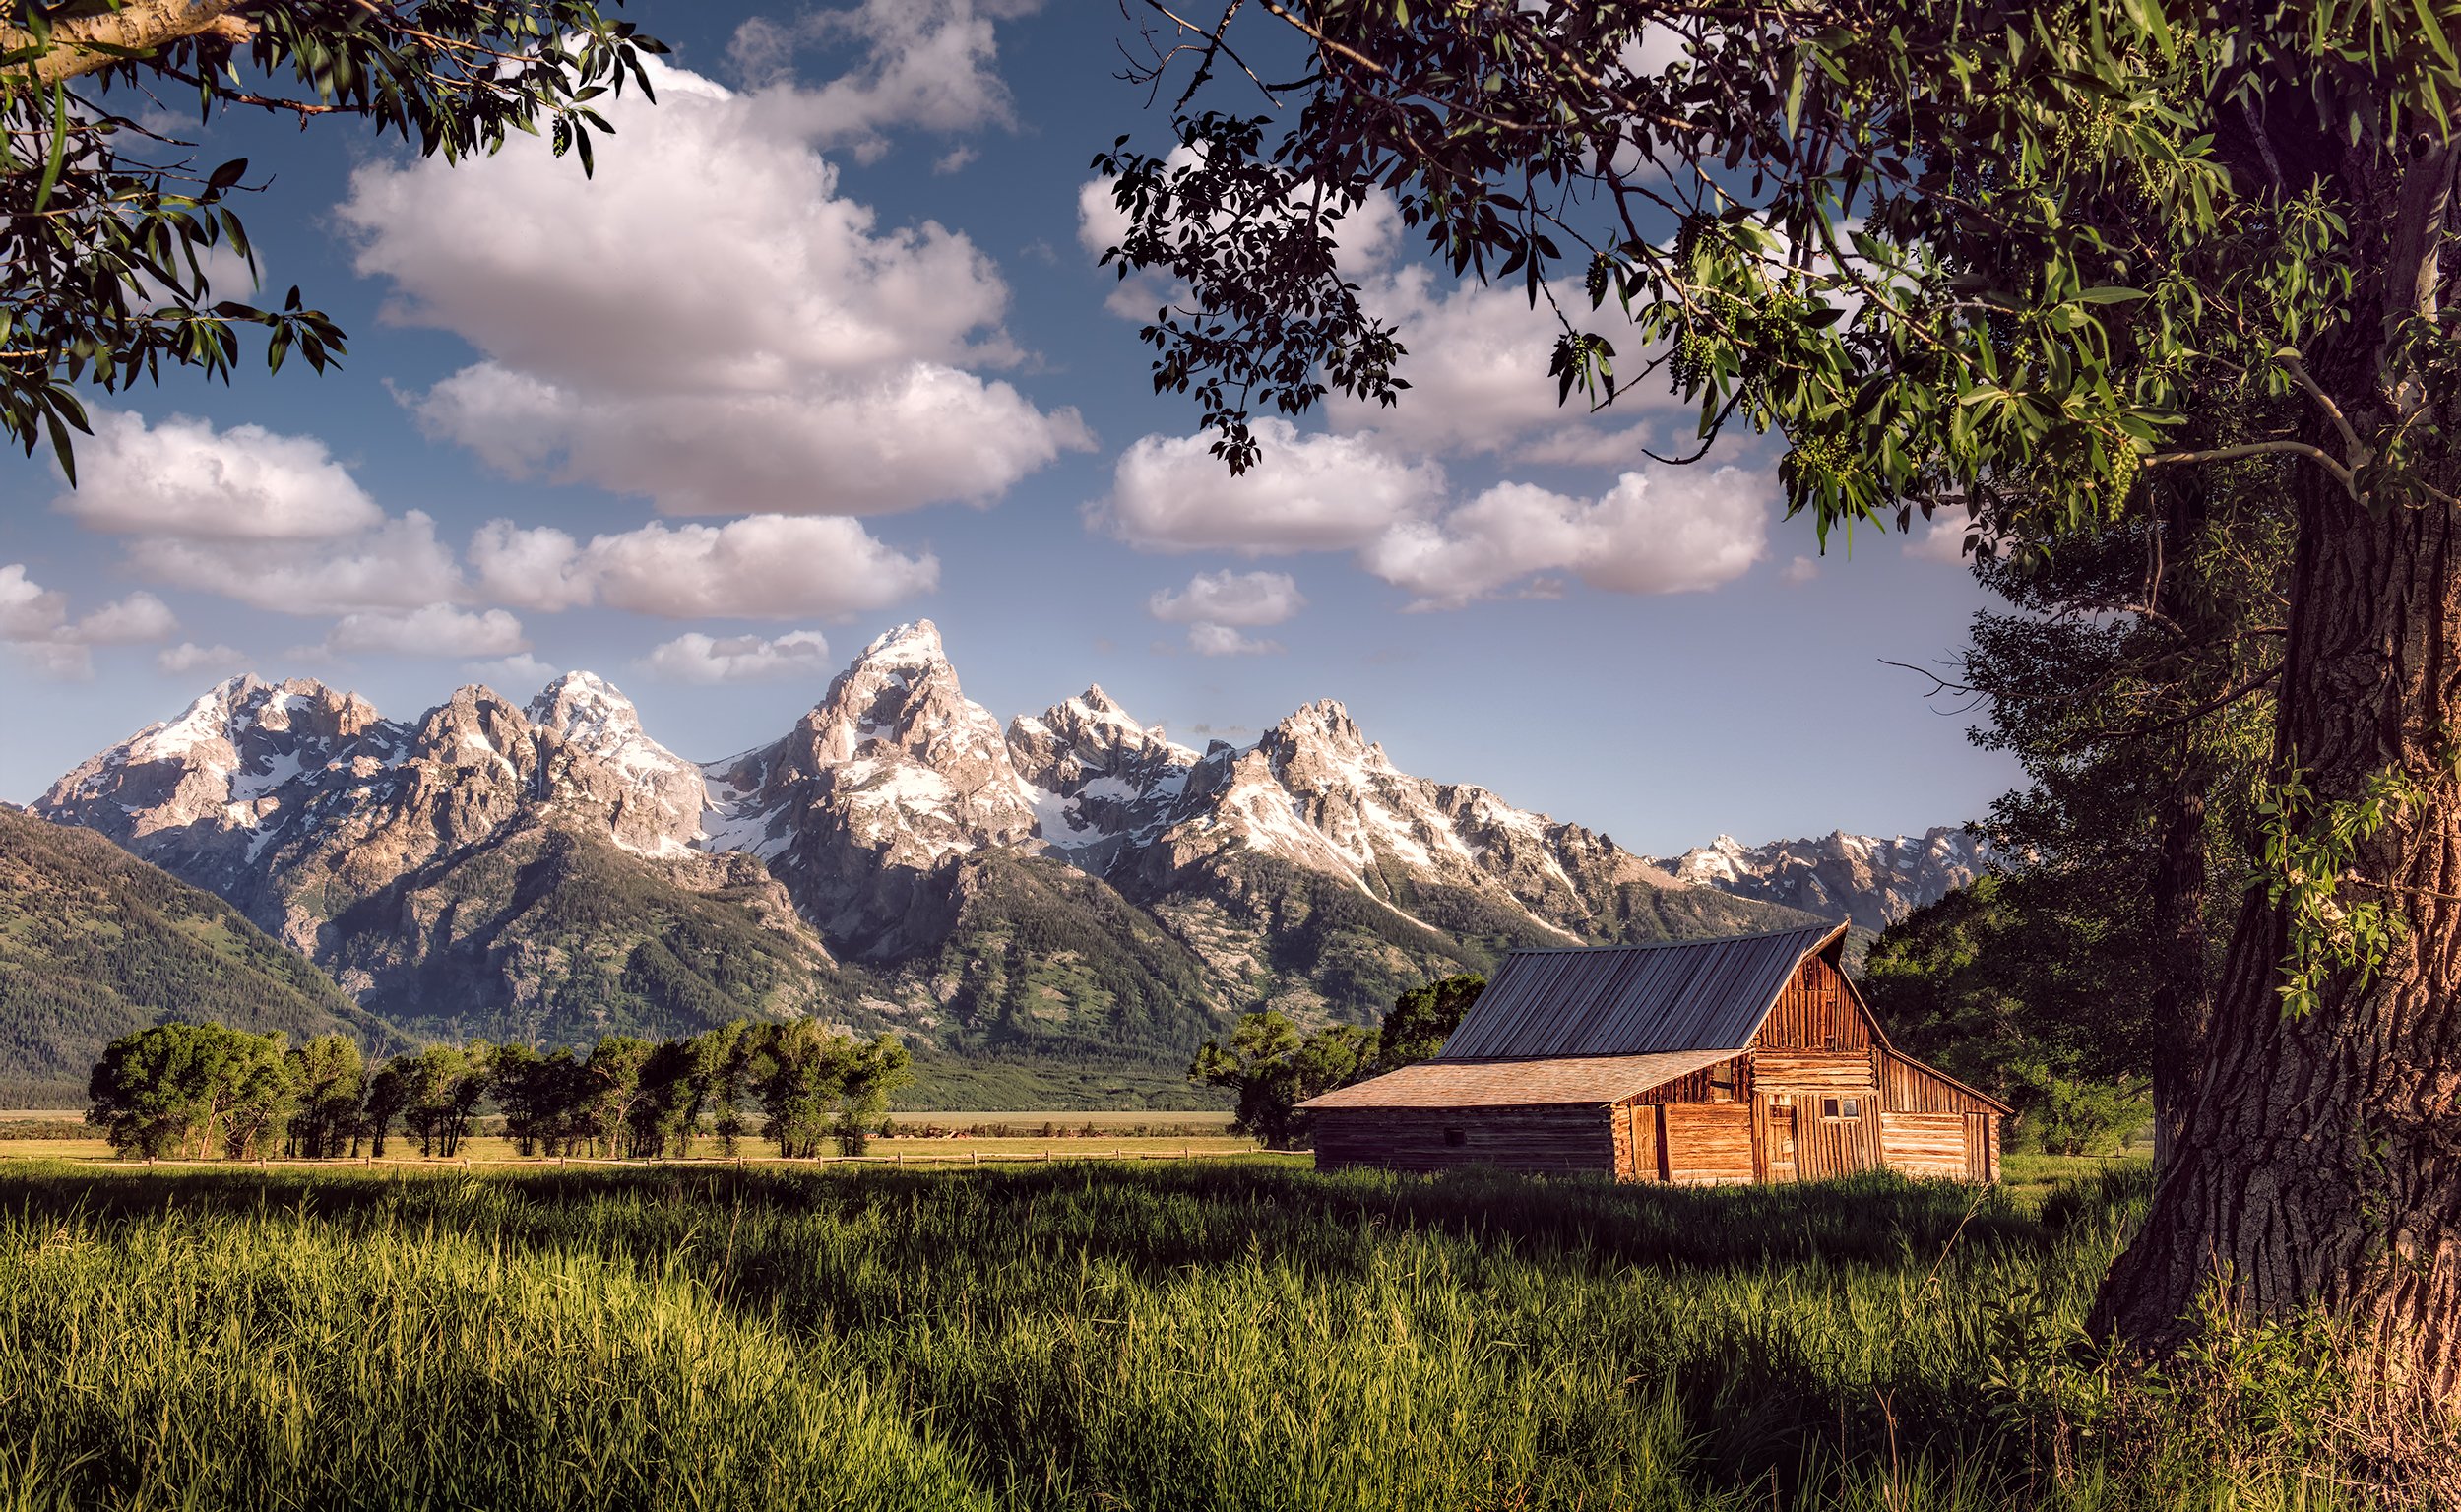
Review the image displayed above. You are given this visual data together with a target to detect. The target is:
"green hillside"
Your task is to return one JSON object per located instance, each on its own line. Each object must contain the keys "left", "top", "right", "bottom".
{"left": 318, "top": 821, "right": 841, "bottom": 1046}
{"left": 0, "top": 807, "right": 392, "bottom": 1106}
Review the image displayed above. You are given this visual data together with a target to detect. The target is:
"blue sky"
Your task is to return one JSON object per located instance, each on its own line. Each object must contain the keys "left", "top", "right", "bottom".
{"left": 0, "top": 1, "right": 2016, "bottom": 857}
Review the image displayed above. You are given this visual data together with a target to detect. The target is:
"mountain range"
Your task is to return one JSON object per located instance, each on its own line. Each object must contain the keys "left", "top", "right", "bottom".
{"left": 18, "top": 621, "right": 1986, "bottom": 1103}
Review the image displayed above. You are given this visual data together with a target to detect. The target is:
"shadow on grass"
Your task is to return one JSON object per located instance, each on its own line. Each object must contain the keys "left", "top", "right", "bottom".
{"left": 0, "top": 1158, "right": 2160, "bottom": 1508}
{"left": 0, "top": 1157, "right": 2090, "bottom": 1280}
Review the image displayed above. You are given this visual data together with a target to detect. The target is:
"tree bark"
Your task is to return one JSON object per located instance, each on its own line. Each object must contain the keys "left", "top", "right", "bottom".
{"left": 2092, "top": 461, "right": 2461, "bottom": 1401}
{"left": 2143, "top": 770, "right": 2210, "bottom": 1174}
{"left": 1, "top": 0, "right": 255, "bottom": 88}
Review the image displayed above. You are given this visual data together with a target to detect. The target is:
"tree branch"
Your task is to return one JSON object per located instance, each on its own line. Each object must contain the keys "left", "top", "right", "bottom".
{"left": 2145, "top": 440, "right": 2355, "bottom": 494}
{"left": 2, "top": 0, "right": 256, "bottom": 88}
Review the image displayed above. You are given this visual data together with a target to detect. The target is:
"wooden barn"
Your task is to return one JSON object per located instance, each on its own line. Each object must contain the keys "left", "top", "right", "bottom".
{"left": 1301, "top": 925, "right": 2008, "bottom": 1184}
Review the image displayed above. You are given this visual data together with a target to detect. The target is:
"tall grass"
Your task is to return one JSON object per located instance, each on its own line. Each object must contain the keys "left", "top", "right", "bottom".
{"left": 0, "top": 1160, "right": 2382, "bottom": 1510}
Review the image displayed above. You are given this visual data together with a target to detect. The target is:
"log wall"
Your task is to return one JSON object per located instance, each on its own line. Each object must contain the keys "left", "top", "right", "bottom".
{"left": 1662, "top": 1104, "right": 1756, "bottom": 1184}
{"left": 1878, "top": 1111, "right": 1970, "bottom": 1178}
{"left": 1313, "top": 1105, "right": 1617, "bottom": 1176}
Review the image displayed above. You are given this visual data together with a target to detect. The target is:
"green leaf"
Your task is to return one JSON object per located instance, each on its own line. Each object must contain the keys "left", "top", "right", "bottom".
{"left": 2073, "top": 286, "right": 2146, "bottom": 304}
{"left": 2412, "top": 0, "right": 2459, "bottom": 67}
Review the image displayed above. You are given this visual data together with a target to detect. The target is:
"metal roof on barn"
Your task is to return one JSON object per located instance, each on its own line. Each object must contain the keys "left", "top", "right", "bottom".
{"left": 1432, "top": 924, "right": 1849, "bottom": 1060}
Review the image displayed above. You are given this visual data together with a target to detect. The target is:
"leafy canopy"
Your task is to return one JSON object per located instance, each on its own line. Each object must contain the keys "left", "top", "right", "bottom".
{"left": 1097, "top": 0, "right": 2459, "bottom": 544}
{"left": 0, "top": 0, "right": 664, "bottom": 478}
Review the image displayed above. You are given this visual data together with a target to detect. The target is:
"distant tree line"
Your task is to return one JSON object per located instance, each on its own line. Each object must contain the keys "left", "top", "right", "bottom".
{"left": 1189, "top": 975, "right": 1485, "bottom": 1148}
{"left": 86, "top": 1020, "right": 911, "bottom": 1163}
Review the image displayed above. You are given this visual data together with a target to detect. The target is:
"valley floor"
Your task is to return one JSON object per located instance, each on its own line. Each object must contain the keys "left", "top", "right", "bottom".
{"left": 0, "top": 1157, "right": 2372, "bottom": 1510}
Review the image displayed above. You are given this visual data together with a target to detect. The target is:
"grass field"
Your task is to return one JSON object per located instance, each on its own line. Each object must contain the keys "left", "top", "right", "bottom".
{"left": 0, "top": 1155, "right": 2374, "bottom": 1510}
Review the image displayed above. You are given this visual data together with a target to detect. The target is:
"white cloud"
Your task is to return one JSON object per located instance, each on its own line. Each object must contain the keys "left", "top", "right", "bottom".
{"left": 1907, "top": 511, "right": 1981, "bottom": 564}
{"left": 1361, "top": 466, "right": 1771, "bottom": 609}
{"left": 341, "top": 58, "right": 1088, "bottom": 518}
{"left": 325, "top": 603, "right": 529, "bottom": 658}
{"left": 70, "top": 592, "right": 178, "bottom": 645}
{"left": 1148, "top": 569, "right": 1305, "bottom": 627}
{"left": 464, "top": 653, "right": 559, "bottom": 689}
{"left": 1781, "top": 555, "right": 1821, "bottom": 586}
{"left": 0, "top": 567, "right": 178, "bottom": 679}
{"left": 729, "top": 0, "right": 1035, "bottom": 156}
{"left": 472, "top": 515, "right": 937, "bottom": 620}
{"left": 158, "top": 642, "right": 249, "bottom": 675}
{"left": 60, "top": 411, "right": 381, "bottom": 539}
{"left": 644, "top": 629, "right": 836, "bottom": 683}
{"left": 125, "top": 511, "right": 464, "bottom": 614}
{"left": 1092, "top": 418, "right": 1445, "bottom": 554}
{"left": 1186, "top": 623, "right": 1283, "bottom": 657}
{"left": 0, "top": 564, "right": 65, "bottom": 639}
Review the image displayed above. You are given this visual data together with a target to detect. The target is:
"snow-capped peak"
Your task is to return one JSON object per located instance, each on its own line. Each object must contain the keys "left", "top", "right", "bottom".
{"left": 857, "top": 619, "right": 948, "bottom": 673}
{"left": 528, "top": 670, "right": 647, "bottom": 748}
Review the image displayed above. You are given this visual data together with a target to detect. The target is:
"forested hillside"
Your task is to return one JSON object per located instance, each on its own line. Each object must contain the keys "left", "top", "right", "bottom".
{"left": 0, "top": 808, "right": 391, "bottom": 1105}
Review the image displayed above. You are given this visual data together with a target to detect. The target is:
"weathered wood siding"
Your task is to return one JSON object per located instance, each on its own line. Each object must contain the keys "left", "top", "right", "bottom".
{"left": 1662, "top": 1104, "right": 1756, "bottom": 1184}
{"left": 1754, "top": 1052, "right": 1876, "bottom": 1090}
{"left": 1753, "top": 956, "right": 1872, "bottom": 1052}
{"left": 1793, "top": 1097, "right": 1882, "bottom": 1179}
{"left": 1879, "top": 1111, "right": 1970, "bottom": 1178}
{"left": 1313, "top": 1105, "right": 1617, "bottom": 1175}
{"left": 1968, "top": 1114, "right": 1999, "bottom": 1182}
{"left": 1639, "top": 1056, "right": 1753, "bottom": 1104}
{"left": 1873, "top": 1050, "right": 2002, "bottom": 1114}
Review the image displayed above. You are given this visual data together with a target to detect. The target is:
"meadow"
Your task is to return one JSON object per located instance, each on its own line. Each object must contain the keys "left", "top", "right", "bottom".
{"left": 0, "top": 1156, "right": 2377, "bottom": 1511}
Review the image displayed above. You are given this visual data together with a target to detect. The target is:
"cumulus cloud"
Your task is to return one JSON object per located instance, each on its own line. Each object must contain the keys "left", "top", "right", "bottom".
{"left": 1092, "top": 418, "right": 1444, "bottom": 554}
{"left": 644, "top": 629, "right": 836, "bottom": 683}
{"left": 1148, "top": 569, "right": 1304, "bottom": 658}
{"left": 126, "top": 511, "right": 464, "bottom": 614}
{"left": 1906, "top": 511, "right": 1982, "bottom": 564}
{"left": 1186, "top": 623, "right": 1283, "bottom": 657}
{"left": 341, "top": 58, "right": 1088, "bottom": 518}
{"left": 70, "top": 592, "right": 179, "bottom": 645}
{"left": 324, "top": 603, "right": 529, "bottom": 658}
{"left": 0, "top": 564, "right": 64, "bottom": 640}
{"left": 1360, "top": 466, "right": 1771, "bottom": 609}
{"left": 158, "top": 642, "right": 249, "bottom": 675}
{"left": 1781, "top": 555, "right": 1821, "bottom": 586}
{"left": 1323, "top": 268, "right": 1663, "bottom": 461}
{"left": 60, "top": 411, "right": 381, "bottom": 539}
{"left": 1147, "top": 569, "right": 1305, "bottom": 628}
{"left": 0, "top": 566, "right": 179, "bottom": 678}
{"left": 729, "top": 0, "right": 1038, "bottom": 157}
{"left": 464, "top": 653, "right": 559, "bottom": 688}
{"left": 472, "top": 515, "right": 937, "bottom": 620}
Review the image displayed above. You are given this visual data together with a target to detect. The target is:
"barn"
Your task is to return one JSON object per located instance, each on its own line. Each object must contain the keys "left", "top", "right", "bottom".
{"left": 1300, "top": 924, "right": 2008, "bottom": 1184}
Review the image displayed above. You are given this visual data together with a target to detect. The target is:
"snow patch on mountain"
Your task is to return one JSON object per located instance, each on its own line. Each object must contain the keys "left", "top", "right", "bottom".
{"left": 1653, "top": 827, "right": 1987, "bottom": 931}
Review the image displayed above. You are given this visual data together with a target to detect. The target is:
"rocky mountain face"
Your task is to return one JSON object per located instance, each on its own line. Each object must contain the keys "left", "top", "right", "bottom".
{"left": 1651, "top": 828, "right": 1988, "bottom": 932}
{"left": 32, "top": 620, "right": 1960, "bottom": 1077}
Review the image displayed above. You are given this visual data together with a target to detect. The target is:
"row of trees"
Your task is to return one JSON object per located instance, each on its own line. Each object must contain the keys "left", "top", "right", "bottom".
{"left": 87, "top": 1020, "right": 912, "bottom": 1163}
{"left": 1188, "top": 975, "right": 1485, "bottom": 1147}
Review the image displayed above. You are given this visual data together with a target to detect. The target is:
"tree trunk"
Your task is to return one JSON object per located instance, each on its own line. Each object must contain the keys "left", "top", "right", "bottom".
{"left": 2091, "top": 465, "right": 2461, "bottom": 1401}
{"left": 2143, "top": 771, "right": 2211, "bottom": 1173}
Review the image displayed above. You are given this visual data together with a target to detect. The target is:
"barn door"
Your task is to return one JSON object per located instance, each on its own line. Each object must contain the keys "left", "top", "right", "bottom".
{"left": 1765, "top": 1100, "right": 1797, "bottom": 1182}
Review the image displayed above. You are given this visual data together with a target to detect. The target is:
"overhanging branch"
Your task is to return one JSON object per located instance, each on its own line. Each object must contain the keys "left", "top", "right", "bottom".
{"left": 2, "top": 0, "right": 256, "bottom": 88}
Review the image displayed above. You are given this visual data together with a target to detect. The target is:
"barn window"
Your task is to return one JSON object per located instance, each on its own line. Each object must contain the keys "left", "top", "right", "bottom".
{"left": 1820, "top": 1097, "right": 1863, "bottom": 1120}
{"left": 1443, "top": 1128, "right": 1467, "bottom": 1147}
